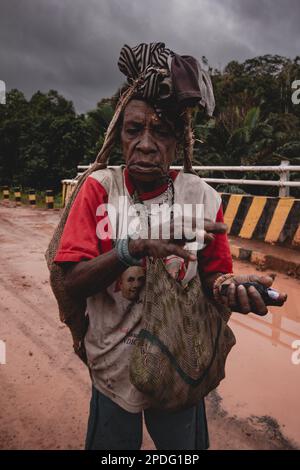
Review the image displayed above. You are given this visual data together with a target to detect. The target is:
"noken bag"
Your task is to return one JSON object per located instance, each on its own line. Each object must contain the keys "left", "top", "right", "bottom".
{"left": 129, "top": 258, "right": 236, "bottom": 411}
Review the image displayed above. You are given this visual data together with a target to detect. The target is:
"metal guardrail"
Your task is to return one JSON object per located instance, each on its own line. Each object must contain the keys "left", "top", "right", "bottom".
{"left": 67, "top": 159, "right": 300, "bottom": 197}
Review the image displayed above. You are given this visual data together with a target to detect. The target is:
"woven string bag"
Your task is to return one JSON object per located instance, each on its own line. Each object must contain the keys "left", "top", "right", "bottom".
{"left": 129, "top": 258, "right": 236, "bottom": 411}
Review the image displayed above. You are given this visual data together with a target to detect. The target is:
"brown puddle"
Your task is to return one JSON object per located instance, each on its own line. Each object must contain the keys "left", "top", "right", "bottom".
{"left": 218, "top": 260, "right": 300, "bottom": 447}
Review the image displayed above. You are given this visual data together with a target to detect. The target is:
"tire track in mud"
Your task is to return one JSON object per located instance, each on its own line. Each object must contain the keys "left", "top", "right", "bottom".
{"left": 0, "top": 294, "right": 89, "bottom": 392}
{"left": 0, "top": 258, "right": 91, "bottom": 391}
{"left": 0, "top": 277, "right": 61, "bottom": 331}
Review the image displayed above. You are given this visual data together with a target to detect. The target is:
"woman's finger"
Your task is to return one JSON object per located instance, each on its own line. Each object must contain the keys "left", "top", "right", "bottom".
{"left": 204, "top": 232, "right": 215, "bottom": 244}
{"left": 220, "top": 292, "right": 229, "bottom": 307}
{"left": 204, "top": 220, "right": 228, "bottom": 234}
{"left": 248, "top": 274, "right": 274, "bottom": 287}
{"left": 227, "top": 283, "right": 236, "bottom": 308}
{"left": 247, "top": 285, "right": 268, "bottom": 316}
{"left": 165, "top": 243, "right": 197, "bottom": 261}
{"left": 236, "top": 284, "right": 251, "bottom": 314}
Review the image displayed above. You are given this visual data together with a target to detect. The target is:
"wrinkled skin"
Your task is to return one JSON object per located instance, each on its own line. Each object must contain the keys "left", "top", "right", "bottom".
{"left": 121, "top": 99, "right": 178, "bottom": 187}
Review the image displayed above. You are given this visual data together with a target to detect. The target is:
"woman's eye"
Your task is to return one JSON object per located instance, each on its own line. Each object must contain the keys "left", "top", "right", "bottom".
{"left": 155, "top": 128, "right": 169, "bottom": 137}
{"left": 126, "top": 128, "right": 139, "bottom": 135}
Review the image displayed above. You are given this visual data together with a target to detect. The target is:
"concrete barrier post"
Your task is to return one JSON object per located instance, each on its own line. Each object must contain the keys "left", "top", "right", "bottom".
{"left": 3, "top": 186, "right": 9, "bottom": 199}
{"left": 14, "top": 187, "right": 21, "bottom": 205}
{"left": 45, "top": 190, "right": 54, "bottom": 209}
{"left": 29, "top": 189, "right": 36, "bottom": 207}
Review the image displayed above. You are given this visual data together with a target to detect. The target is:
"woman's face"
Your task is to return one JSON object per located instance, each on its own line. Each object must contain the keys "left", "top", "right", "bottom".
{"left": 121, "top": 99, "right": 177, "bottom": 183}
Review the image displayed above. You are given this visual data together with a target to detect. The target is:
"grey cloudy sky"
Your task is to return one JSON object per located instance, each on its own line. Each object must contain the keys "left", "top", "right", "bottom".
{"left": 1, "top": 0, "right": 299, "bottom": 113}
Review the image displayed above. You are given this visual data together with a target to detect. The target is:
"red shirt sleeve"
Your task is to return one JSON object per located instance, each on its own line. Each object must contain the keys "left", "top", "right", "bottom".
{"left": 54, "top": 176, "right": 112, "bottom": 263}
{"left": 198, "top": 204, "right": 233, "bottom": 274}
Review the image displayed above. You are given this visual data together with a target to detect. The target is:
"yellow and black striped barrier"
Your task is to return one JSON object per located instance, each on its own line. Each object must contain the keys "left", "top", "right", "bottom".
{"left": 28, "top": 189, "right": 36, "bottom": 206}
{"left": 221, "top": 193, "right": 300, "bottom": 249}
{"left": 14, "top": 187, "right": 21, "bottom": 206}
{"left": 45, "top": 190, "right": 54, "bottom": 209}
{"left": 2, "top": 186, "right": 57, "bottom": 208}
{"left": 3, "top": 186, "right": 9, "bottom": 199}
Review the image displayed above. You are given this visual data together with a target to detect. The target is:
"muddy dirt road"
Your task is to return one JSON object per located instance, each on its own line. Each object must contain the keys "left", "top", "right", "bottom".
{"left": 0, "top": 203, "right": 299, "bottom": 450}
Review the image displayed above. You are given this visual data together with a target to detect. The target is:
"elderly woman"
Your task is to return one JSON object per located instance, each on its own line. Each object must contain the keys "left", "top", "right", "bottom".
{"left": 48, "top": 43, "right": 287, "bottom": 450}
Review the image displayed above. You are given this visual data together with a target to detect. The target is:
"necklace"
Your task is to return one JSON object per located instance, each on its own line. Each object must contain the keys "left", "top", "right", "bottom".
{"left": 130, "top": 176, "right": 175, "bottom": 237}
{"left": 131, "top": 176, "right": 175, "bottom": 208}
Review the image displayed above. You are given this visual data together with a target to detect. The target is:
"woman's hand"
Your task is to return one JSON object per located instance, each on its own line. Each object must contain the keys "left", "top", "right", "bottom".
{"left": 128, "top": 218, "right": 227, "bottom": 262}
{"left": 219, "top": 273, "right": 287, "bottom": 315}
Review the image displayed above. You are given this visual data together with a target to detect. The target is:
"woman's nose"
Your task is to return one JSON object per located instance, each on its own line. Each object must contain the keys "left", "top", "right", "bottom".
{"left": 136, "top": 130, "right": 156, "bottom": 154}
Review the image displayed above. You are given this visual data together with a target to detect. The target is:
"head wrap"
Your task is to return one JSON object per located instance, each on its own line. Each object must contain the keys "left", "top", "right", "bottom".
{"left": 118, "top": 42, "right": 215, "bottom": 116}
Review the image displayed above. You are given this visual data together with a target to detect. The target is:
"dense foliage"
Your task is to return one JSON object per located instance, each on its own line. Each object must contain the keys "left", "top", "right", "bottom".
{"left": 1, "top": 54, "right": 300, "bottom": 195}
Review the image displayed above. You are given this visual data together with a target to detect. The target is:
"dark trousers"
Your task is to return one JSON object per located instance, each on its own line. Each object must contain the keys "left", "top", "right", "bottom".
{"left": 85, "top": 385, "right": 209, "bottom": 450}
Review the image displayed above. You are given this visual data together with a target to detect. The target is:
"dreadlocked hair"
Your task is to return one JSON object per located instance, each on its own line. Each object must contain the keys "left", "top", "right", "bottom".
{"left": 181, "top": 107, "right": 197, "bottom": 175}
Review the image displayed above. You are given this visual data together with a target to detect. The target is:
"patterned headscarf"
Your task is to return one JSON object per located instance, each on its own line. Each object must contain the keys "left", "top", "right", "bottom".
{"left": 118, "top": 42, "right": 215, "bottom": 116}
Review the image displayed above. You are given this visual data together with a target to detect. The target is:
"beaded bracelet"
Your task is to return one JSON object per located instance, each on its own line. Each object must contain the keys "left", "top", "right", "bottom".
{"left": 213, "top": 273, "right": 235, "bottom": 303}
{"left": 115, "top": 237, "right": 143, "bottom": 267}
